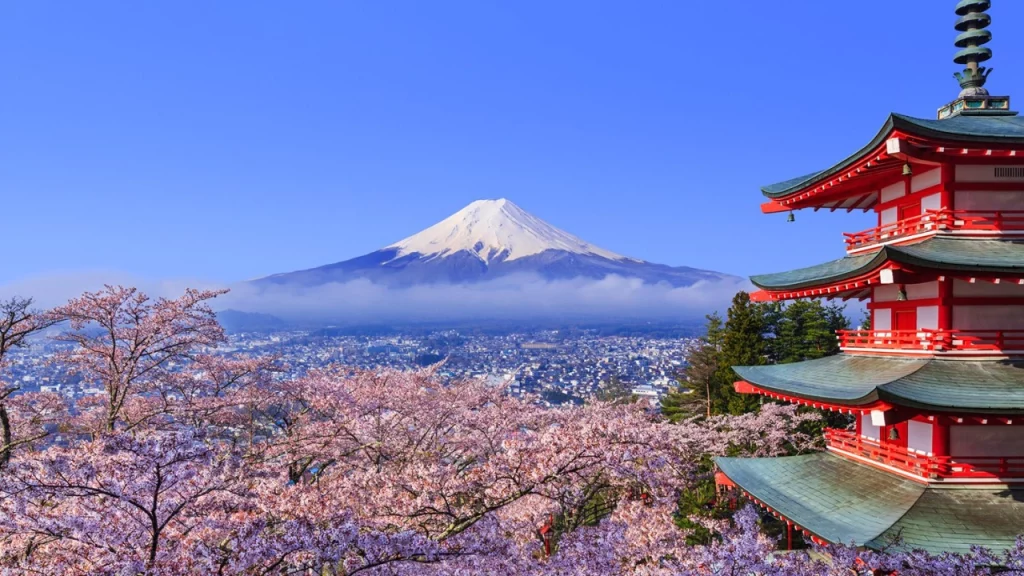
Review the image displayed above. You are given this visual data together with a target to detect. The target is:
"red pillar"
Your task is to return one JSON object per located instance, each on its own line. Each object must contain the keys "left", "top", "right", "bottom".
{"left": 933, "top": 419, "right": 950, "bottom": 457}
{"left": 940, "top": 162, "right": 955, "bottom": 210}
{"left": 786, "top": 522, "right": 794, "bottom": 551}
{"left": 938, "top": 277, "right": 953, "bottom": 333}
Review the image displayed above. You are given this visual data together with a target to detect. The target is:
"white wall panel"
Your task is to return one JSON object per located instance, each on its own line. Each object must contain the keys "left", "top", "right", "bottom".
{"left": 907, "top": 281, "right": 939, "bottom": 300}
{"left": 881, "top": 207, "right": 898, "bottom": 225}
{"left": 908, "top": 421, "right": 933, "bottom": 455}
{"left": 917, "top": 306, "right": 939, "bottom": 329}
{"left": 953, "top": 279, "right": 1024, "bottom": 297}
{"left": 861, "top": 413, "right": 880, "bottom": 441}
{"left": 880, "top": 181, "right": 905, "bottom": 203}
{"left": 911, "top": 168, "right": 941, "bottom": 192}
{"left": 874, "top": 308, "right": 892, "bottom": 330}
{"left": 955, "top": 191, "right": 1024, "bottom": 211}
{"left": 950, "top": 426, "right": 1024, "bottom": 457}
{"left": 954, "top": 306, "right": 1024, "bottom": 330}
{"left": 921, "top": 192, "right": 942, "bottom": 212}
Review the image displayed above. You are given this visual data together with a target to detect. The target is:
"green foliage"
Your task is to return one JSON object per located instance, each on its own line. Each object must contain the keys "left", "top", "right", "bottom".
{"left": 676, "top": 292, "right": 852, "bottom": 418}
{"left": 670, "top": 316, "right": 723, "bottom": 420}
{"left": 659, "top": 384, "right": 700, "bottom": 423}
{"left": 769, "top": 300, "right": 849, "bottom": 364}
{"left": 674, "top": 457, "right": 731, "bottom": 545}
{"left": 859, "top": 308, "right": 872, "bottom": 330}
{"left": 715, "top": 293, "right": 767, "bottom": 415}
{"left": 670, "top": 292, "right": 855, "bottom": 549}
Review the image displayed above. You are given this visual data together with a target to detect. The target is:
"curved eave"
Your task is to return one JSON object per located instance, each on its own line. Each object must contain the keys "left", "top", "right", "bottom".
{"left": 750, "top": 238, "right": 1024, "bottom": 293}
{"left": 734, "top": 355, "right": 1024, "bottom": 414}
{"left": 761, "top": 113, "right": 1024, "bottom": 202}
{"left": 750, "top": 251, "right": 882, "bottom": 291}
{"left": 715, "top": 453, "right": 1024, "bottom": 555}
{"left": 715, "top": 453, "right": 925, "bottom": 548}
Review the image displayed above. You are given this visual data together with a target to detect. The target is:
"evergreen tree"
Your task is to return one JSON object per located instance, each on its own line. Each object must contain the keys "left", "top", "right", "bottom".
{"left": 663, "top": 318, "right": 721, "bottom": 421}
{"left": 773, "top": 300, "right": 848, "bottom": 363}
{"left": 859, "top": 307, "right": 872, "bottom": 330}
{"left": 715, "top": 292, "right": 768, "bottom": 415}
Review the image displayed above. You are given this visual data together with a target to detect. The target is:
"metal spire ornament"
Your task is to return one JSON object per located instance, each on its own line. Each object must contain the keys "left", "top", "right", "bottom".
{"left": 953, "top": 0, "right": 993, "bottom": 97}
{"left": 938, "top": 1, "right": 1015, "bottom": 119}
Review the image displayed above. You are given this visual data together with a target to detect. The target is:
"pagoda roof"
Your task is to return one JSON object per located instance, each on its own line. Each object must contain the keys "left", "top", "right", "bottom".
{"left": 762, "top": 113, "right": 1024, "bottom": 199}
{"left": 734, "top": 354, "right": 1024, "bottom": 414}
{"left": 751, "top": 237, "right": 1024, "bottom": 291}
{"left": 715, "top": 452, "right": 1024, "bottom": 554}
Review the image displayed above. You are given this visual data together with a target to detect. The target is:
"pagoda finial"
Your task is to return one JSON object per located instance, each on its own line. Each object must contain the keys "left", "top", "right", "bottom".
{"left": 938, "top": 1, "right": 1015, "bottom": 119}
{"left": 953, "top": 0, "right": 993, "bottom": 97}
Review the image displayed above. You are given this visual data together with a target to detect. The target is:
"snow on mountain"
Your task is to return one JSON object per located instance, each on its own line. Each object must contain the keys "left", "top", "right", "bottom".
{"left": 251, "top": 199, "right": 736, "bottom": 288}
{"left": 386, "top": 199, "right": 633, "bottom": 264}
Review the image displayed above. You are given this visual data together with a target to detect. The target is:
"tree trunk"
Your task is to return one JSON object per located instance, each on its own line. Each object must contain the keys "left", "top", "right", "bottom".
{"left": 0, "top": 402, "right": 11, "bottom": 469}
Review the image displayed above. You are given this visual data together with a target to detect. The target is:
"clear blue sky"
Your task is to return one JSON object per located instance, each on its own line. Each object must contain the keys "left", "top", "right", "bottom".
{"left": 3, "top": 1, "right": 1022, "bottom": 284}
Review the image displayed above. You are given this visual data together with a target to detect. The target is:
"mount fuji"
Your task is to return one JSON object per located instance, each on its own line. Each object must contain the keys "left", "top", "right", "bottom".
{"left": 252, "top": 199, "right": 734, "bottom": 289}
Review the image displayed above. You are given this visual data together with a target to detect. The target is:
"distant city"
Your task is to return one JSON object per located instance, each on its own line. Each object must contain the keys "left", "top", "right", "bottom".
{"left": 7, "top": 328, "right": 697, "bottom": 407}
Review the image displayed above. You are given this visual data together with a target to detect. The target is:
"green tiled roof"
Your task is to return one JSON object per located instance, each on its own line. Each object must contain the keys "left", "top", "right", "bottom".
{"left": 750, "top": 252, "right": 878, "bottom": 290}
{"left": 868, "top": 486, "right": 1024, "bottom": 555}
{"left": 751, "top": 237, "right": 1024, "bottom": 291}
{"left": 716, "top": 452, "right": 1024, "bottom": 555}
{"left": 762, "top": 113, "right": 1024, "bottom": 198}
{"left": 734, "top": 355, "right": 1024, "bottom": 413}
{"left": 715, "top": 453, "right": 925, "bottom": 546}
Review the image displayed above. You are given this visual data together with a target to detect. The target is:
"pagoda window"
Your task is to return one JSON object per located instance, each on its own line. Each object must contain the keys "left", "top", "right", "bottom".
{"left": 861, "top": 413, "right": 881, "bottom": 442}
{"left": 907, "top": 420, "right": 933, "bottom": 456}
{"left": 950, "top": 426, "right": 1024, "bottom": 459}
{"left": 955, "top": 164, "right": 1024, "bottom": 183}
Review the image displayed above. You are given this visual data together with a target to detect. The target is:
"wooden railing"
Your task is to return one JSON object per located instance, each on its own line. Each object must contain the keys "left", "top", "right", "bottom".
{"left": 825, "top": 429, "right": 1024, "bottom": 480}
{"left": 837, "top": 329, "right": 1024, "bottom": 354}
{"left": 844, "top": 209, "right": 1024, "bottom": 251}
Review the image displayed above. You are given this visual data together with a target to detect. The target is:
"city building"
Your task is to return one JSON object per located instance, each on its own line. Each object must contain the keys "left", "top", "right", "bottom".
{"left": 715, "top": 1, "right": 1024, "bottom": 554}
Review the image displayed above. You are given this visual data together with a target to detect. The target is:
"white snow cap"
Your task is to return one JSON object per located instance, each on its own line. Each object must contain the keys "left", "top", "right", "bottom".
{"left": 387, "top": 199, "right": 635, "bottom": 263}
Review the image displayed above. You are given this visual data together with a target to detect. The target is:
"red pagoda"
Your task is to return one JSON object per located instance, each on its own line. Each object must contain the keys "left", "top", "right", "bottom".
{"left": 715, "top": 0, "right": 1024, "bottom": 555}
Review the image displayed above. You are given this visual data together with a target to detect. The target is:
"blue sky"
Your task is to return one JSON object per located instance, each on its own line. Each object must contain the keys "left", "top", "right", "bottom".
{"left": 3, "top": 1, "right": 1022, "bottom": 285}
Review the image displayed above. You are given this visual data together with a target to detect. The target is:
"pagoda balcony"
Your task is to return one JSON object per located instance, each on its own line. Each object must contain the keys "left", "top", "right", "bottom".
{"left": 825, "top": 429, "right": 1024, "bottom": 481}
{"left": 843, "top": 209, "right": 1024, "bottom": 253}
{"left": 837, "top": 329, "right": 1024, "bottom": 356}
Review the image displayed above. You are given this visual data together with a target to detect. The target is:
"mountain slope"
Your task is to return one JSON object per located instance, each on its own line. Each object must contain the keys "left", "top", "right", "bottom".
{"left": 253, "top": 199, "right": 734, "bottom": 288}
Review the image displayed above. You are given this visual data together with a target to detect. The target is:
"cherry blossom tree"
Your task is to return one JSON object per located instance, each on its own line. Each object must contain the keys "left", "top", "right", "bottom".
{"left": 51, "top": 285, "right": 227, "bottom": 432}
{"left": 2, "top": 286, "right": 1023, "bottom": 574}
{"left": 0, "top": 296, "right": 61, "bottom": 469}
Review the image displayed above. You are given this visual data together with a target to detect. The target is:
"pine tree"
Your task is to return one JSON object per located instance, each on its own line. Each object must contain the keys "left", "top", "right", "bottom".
{"left": 858, "top": 307, "right": 872, "bottom": 330}
{"left": 715, "top": 292, "right": 768, "bottom": 415}
{"left": 663, "top": 321, "right": 721, "bottom": 421}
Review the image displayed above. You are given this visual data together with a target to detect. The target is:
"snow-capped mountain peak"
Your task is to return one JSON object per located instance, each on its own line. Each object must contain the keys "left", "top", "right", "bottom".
{"left": 386, "top": 199, "right": 632, "bottom": 264}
